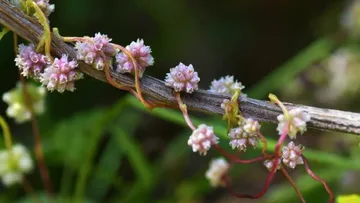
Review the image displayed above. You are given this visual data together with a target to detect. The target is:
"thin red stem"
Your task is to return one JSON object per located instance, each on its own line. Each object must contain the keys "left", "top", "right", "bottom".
{"left": 280, "top": 167, "right": 305, "bottom": 203}
{"left": 228, "top": 122, "right": 289, "bottom": 199}
{"left": 302, "top": 155, "right": 334, "bottom": 203}
{"left": 213, "top": 144, "right": 267, "bottom": 164}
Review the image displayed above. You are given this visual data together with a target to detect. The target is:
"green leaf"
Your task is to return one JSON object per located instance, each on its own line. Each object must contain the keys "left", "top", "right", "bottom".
{"left": 110, "top": 122, "right": 153, "bottom": 188}
{"left": 72, "top": 99, "right": 128, "bottom": 203}
{"left": 126, "top": 96, "right": 360, "bottom": 170}
{"left": 247, "top": 38, "right": 336, "bottom": 98}
{"left": 86, "top": 136, "right": 124, "bottom": 201}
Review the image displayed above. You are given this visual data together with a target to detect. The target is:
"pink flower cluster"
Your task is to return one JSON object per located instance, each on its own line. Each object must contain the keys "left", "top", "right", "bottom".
{"left": 15, "top": 44, "right": 50, "bottom": 80}
{"left": 188, "top": 124, "right": 219, "bottom": 156}
{"left": 115, "top": 39, "right": 154, "bottom": 77}
{"left": 165, "top": 63, "right": 200, "bottom": 93}
{"left": 75, "top": 33, "right": 116, "bottom": 70}
{"left": 40, "top": 55, "right": 83, "bottom": 93}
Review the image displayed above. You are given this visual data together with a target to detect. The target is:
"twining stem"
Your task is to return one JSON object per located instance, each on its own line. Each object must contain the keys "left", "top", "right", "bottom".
{"left": 269, "top": 93, "right": 289, "bottom": 119}
{"left": 175, "top": 92, "right": 196, "bottom": 130}
{"left": 0, "top": 116, "right": 13, "bottom": 153}
{"left": 110, "top": 43, "right": 152, "bottom": 109}
{"left": 257, "top": 132, "right": 270, "bottom": 158}
{"left": 302, "top": 155, "right": 334, "bottom": 203}
{"left": 103, "top": 52, "right": 142, "bottom": 100}
{"left": 213, "top": 144, "right": 268, "bottom": 164}
{"left": 280, "top": 167, "right": 305, "bottom": 203}
{"left": 28, "top": 1, "right": 52, "bottom": 61}
{"left": 13, "top": 34, "right": 53, "bottom": 195}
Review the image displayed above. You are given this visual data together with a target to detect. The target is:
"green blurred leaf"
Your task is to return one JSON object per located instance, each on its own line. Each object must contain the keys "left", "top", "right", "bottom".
{"left": 86, "top": 136, "right": 124, "bottom": 201}
{"left": 111, "top": 122, "right": 153, "bottom": 189}
{"left": 72, "top": 99, "right": 128, "bottom": 202}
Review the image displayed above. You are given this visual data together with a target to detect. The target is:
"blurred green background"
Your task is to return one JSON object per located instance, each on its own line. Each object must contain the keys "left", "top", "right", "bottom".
{"left": 1, "top": 0, "right": 360, "bottom": 202}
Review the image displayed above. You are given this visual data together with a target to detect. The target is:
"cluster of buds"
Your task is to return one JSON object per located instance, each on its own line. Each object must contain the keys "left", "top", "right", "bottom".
{"left": 41, "top": 55, "right": 83, "bottom": 93}
{"left": 277, "top": 108, "right": 311, "bottom": 139}
{"left": 165, "top": 63, "right": 200, "bottom": 93}
{"left": 15, "top": 44, "right": 84, "bottom": 93}
{"left": 2, "top": 82, "right": 46, "bottom": 123}
{"left": 263, "top": 141, "right": 305, "bottom": 170}
{"left": 228, "top": 118, "right": 261, "bottom": 151}
{"left": 75, "top": 33, "right": 116, "bottom": 70}
{"left": 0, "top": 144, "right": 33, "bottom": 186}
{"left": 205, "top": 158, "right": 229, "bottom": 187}
{"left": 15, "top": 44, "right": 50, "bottom": 80}
{"left": 209, "top": 75, "right": 244, "bottom": 95}
{"left": 187, "top": 124, "right": 219, "bottom": 156}
{"left": 115, "top": 39, "right": 154, "bottom": 77}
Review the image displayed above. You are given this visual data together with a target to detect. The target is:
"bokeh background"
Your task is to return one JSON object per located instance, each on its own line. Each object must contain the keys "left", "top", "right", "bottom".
{"left": 1, "top": 0, "right": 360, "bottom": 202}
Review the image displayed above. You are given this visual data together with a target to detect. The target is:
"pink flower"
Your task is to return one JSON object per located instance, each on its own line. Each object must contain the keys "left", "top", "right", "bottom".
{"left": 282, "top": 142, "right": 304, "bottom": 169}
{"left": 75, "top": 33, "right": 116, "bottom": 70}
{"left": 187, "top": 124, "right": 219, "bottom": 155}
{"left": 115, "top": 39, "right": 154, "bottom": 77}
{"left": 40, "top": 55, "right": 83, "bottom": 93}
{"left": 165, "top": 63, "right": 200, "bottom": 93}
{"left": 15, "top": 44, "right": 50, "bottom": 80}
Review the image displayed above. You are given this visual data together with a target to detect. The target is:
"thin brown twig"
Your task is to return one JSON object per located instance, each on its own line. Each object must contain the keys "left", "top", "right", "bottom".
{"left": 1, "top": 0, "right": 360, "bottom": 135}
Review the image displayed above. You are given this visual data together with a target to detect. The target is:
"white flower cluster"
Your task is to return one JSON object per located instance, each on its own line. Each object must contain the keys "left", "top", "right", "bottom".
{"left": 228, "top": 118, "right": 261, "bottom": 151}
{"left": 277, "top": 108, "right": 311, "bottom": 139}
{"left": 264, "top": 141, "right": 305, "bottom": 170}
{"left": 0, "top": 144, "right": 33, "bottom": 186}
{"left": 209, "top": 75, "right": 244, "bottom": 95}
{"left": 2, "top": 83, "right": 46, "bottom": 123}
{"left": 205, "top": 158, "right": 229, "bottom": 187}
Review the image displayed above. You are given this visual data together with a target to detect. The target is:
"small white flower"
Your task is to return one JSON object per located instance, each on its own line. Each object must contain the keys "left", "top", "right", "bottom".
{"left": 2, "top": 83, "right": 46, "bottom": 123}
{"left": 205, "top": 158, "right": 229, "bottom": 187}
{"left": 187, "top": 124, "right": 219, "bottom": 155}
{"left": 277, "top": 108, "right": 311, "bottom": 139}
{"left": 0, "top": 144, "right": 34, "bottom": 186}
{"left": 282, "top": 142, "right": 304, "bottom": 169}
{"left": 228, "top": 118, "right": 260, "bottom": 151}
{"left": 264, "top": 158, "right": 281, "bottom": 171}
{"left": 209, "top": 75, "right": 244, "bottom": 95}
